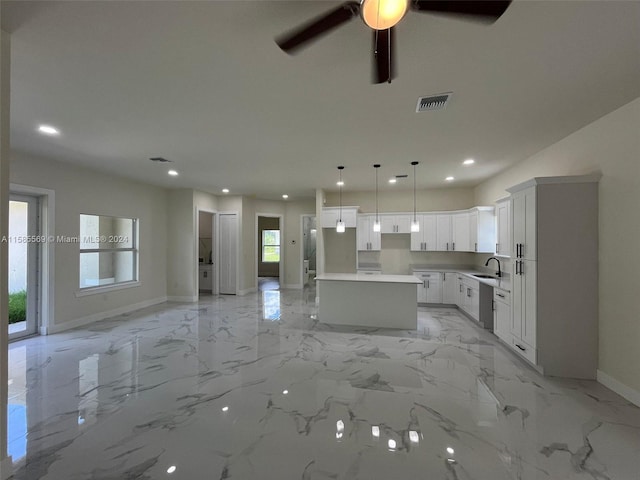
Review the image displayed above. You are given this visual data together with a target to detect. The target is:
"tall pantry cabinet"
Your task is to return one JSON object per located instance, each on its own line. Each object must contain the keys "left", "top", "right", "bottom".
{"left": 507, "top": 174, "right": 600, "bottom": 379}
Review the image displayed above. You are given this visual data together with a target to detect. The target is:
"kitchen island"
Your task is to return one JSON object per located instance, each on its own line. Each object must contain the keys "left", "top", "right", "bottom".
{"left": 315, "top": 273, "right": 422, "bottom": 329}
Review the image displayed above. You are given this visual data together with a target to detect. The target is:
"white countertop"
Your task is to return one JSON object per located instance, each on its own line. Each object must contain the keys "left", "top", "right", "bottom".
{"left": 316, "top": 273, "right": 422, "bottom": 284}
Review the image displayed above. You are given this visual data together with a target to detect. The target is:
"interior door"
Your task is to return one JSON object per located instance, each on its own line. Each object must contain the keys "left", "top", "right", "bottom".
{"left": 8, "top": 194, "right": 39, "bottom": 340}
{"left": 218, "top": 214, "right": 237, "bottom": 295}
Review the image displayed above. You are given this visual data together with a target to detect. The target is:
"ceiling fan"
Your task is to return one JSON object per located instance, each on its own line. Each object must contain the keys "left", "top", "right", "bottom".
{"left": 275, "top": 0, "right": 512, "bottom": 84}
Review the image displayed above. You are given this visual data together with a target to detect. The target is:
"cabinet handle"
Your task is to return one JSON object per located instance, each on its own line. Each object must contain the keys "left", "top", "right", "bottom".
{"left": 496, "top": 243, "right": 499, "bottom": 253}
{"left": 443, "top": 273, "right": 446, "bottom": 281}
{"left": 475, "top": 242, "right": 477, "bottom": 252}
{"left": 520, "top": 261, "right": 524, "bottom": 275}
{"left": 492, "top": 300, "right": 495, "bottom": 312}
{"left": 452, "top": 242, "right": 455, "bottom": 251}
{"left": 515, "top": 344, "right": 526, "bottom": 352}
{"left": 516, "top": 261, "right": 520, "bottom": 275}
{"left": 497, "top": 293, "right": 505, "bottom": 298}
{"left": 467, "top": 288, "right": 471, "bottom": 297}
{"left": 459, "top": 284, "right": 463, "bottom": 293}
{"left": 427, "top": 280, "right": 430, "bottom": 289}
{"left": 446, "top": 242, "right": 449, "bottom": 251}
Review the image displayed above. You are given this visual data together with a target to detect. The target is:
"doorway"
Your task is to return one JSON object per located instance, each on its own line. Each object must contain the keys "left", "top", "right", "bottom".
{"left": 257, "top": 215, "right": 282, "bottom": 291}
{"left": 198, "top": 211, "right": 215, "bottom": 297}
{"left": 301, "top": 215, "right": 316, "bottom": 288}
{"left": 8, "top": 194, "right": 39, "bottom": 340}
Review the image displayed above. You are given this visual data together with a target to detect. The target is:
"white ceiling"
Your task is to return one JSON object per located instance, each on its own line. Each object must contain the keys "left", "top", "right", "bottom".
{"left": 3, "top": 1, "right": 640, "bottom": 200}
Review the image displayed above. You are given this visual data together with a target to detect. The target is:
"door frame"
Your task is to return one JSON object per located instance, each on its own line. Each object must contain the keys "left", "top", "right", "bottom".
{"left": 255, "top": 213, "right": 284, "bottom": 287}
{"left": 9, "top": 184, "right": 55, "bottom": 337}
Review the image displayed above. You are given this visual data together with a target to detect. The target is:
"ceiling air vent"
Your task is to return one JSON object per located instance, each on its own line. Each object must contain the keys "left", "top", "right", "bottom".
{"left": 149, "top": 157, "right": 173, "bottom": 163}
{"left": 416, "top": 92, "right": 452, "bottom": 112}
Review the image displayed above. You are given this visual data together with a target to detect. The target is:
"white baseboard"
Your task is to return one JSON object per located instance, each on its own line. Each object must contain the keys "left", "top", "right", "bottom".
{"left": 167, "top": 295, "right": 198, "bottom": 302}
{"left": 48, "top": 296, "right": 168, "bottom": 334}
{"left": 0, "top": 456, "right": 13, "bottom": 480}
{"left": 597, "top": 369, "right": 640, "bottom": 407}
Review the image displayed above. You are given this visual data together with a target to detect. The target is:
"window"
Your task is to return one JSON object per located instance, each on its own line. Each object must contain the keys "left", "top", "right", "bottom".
{"left": 262, "top": 229, "right": 280, "bottom": 263}
{"left": 79, "top": 214, "right": 138, "bottom": 289}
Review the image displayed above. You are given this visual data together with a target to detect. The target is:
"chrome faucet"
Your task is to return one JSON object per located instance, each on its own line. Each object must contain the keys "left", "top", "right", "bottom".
{"left": 485, "top": 257, "right": 502, "bottom": 277}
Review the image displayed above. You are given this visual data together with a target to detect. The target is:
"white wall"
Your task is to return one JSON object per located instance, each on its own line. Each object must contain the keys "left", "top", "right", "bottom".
{"left": 1, "top": 27, "right": 12, "bottom": 476}
{"left": 10, "top": 152, "right": 169, "bottom": 326}
{"left": 474, "top": 97, "right": 640, "bottom": 398}
{"left": 166, "top": 189, "right": 195, "bottom": 300}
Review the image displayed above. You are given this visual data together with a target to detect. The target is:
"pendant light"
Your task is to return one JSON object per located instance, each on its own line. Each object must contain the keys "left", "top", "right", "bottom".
{"left": 336, "top": 166, "right": 346, "bottom": 233}
{"left": 410, "top": 161, "right": 419, "bottom": 232}
{"left": 373, "top": 164, "right": 381, "bottom": 232}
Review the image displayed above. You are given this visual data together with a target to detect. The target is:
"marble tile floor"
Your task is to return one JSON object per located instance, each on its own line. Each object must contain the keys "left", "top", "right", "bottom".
{"left": 6, "top": 286, "right": 640, "bottom": 480}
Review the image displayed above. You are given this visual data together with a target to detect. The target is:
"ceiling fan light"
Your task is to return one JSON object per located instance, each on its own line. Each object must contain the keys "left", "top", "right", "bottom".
{"left": 361, "top": 0, "right": 408, "bottom": 30}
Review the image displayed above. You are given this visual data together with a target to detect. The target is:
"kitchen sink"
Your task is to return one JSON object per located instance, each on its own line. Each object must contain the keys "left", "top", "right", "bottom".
{"left": 473, "top": 274, "right": 497, "bottom": 279}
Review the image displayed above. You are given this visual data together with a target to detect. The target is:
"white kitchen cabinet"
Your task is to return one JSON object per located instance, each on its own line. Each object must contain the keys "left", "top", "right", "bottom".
{"left": 321, "top": 207, "right": 358, "bottom": 229}
{"left": 495, "top": 198, "right": 510, "bottom": 257}
{"left": 511, "top": 188, "right": 536, "bottom": 260}
{"left": 381, "top": 214, "right": 411, "bottom": 234}
{"left": 356, "top": 269, "right": 382, "bottom": 275}
{"left": 459, "top": 276, "right": 480, "bottom": 321}
{"left": 356, "top": 215, "right": 381, "bottom": 251}
{"left": 442, "top": 271, "right": 458, "bottom": 304}
{"left": 511, "top": 258, "right": 537, "bottom": 351}
{"left": 456, "top": 274, "right": 465, "bottom": 308}
{"left": 506, "top": 174, "right": 599, "bottom": 379}
{"left": 493, "top": 288, "right": 510, "bottom": 342}
{"left": 469, "top": 207, "right": 496, "bottom": 253}
{"left": 199, "top": 264, "right": 213, "bottom": 291}
{"left": 436, "top": 214, "right": 452, "bottom": 251}
{"left": 452, "top": 212, "right": 470, "bottom": 252}
{"left": 410, "top": 214, "right": 437, "bottom": 251}
{"left": 414, "top": 271, "right": 442, "bottom": 304}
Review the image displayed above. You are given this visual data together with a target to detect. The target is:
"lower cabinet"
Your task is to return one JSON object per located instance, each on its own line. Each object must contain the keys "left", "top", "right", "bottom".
{"left": 414, "top": 271, "right": 442, "bottom": 304}
{"left": 442, "top": 272, "right": 458, "bottom": 304}
{"left": 493, "top": 288, "right": 510, "bottom": 342}
{"left": 459, "top": 278, "right": 480, "bottom": 321}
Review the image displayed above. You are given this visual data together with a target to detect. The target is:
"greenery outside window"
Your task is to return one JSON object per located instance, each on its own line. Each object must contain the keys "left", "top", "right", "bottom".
{"left": 79, "top": 214, "right": 138, "bottom": 289}
{"left": 262, "top": 230, "right": 280, "bottom": 263}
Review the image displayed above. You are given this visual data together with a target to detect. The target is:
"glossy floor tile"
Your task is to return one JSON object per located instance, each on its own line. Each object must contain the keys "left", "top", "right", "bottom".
{"left": 7, "top": 287, "right": 640, "bottom": 479}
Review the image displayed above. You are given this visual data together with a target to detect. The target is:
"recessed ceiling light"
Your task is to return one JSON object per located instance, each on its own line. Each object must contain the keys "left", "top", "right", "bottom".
{"left": 336, "top": 180, "right": 344, "bottom": 186}
{"left": 445, "top": 176, "right": 455, "bottom": 181}
{"left": 38, "top": 125, "right": 60, "bottom": 136}
{"left": 463, "top": 158, "right": 475, "bottom": 165}
{"left": 167, "top": 466, "right": 177, "bottom": 474}
{"left": 282, "top": 389, "right": 289, "bottom": 395}
{"left": 168, "top": 170, "right": 178, "bottom": 176}
{"left": 221, "top": 406, "right": 229, "bottom": 412}
{"left": 222, "top": 188, "right": 229, "bottom": 194}
{"left": 282, "top": 194, "right": 289, "bottom": 199}
{"left": 447, "top": 447, "right": 455, "bottom": 455}
{"left": 388, "top": 178, "right": 397, "bottom": 184}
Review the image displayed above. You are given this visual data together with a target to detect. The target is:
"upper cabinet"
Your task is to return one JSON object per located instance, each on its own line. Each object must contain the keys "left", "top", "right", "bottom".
{"left": 410, "top": 214, "right": 437, "bottom": 251}
{"left": 452, "top": 212, "right": 470, "bottom": 252}
{"left": 470, "top": 207, "right": 496, "bottom": 253}
{"left": 436, "top": 214, "right": 452, "bottom": 251}
{"left": 495, "top": 198, "right": 510, "bottom": 257}
{"left": 511, "top": 187, "right": 536, "bottom": 260}
{"left": 356, "top": 215, "right": 381, "bottom": 251}
{"left": 321, "top": 207, "right": 358, "bottom": 229}
{"left": 380, "top": 214, "right": 411, "bottom": 234}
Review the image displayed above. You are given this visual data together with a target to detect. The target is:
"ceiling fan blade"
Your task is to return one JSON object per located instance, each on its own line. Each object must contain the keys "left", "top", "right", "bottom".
{"left": 276, "top": 1, "right": 360, "bottom": 53}
{"left": 372, "top": 27, "right": 397, "bottom": 84}
{"left": 411, "top": 0, "right": 512, "bottom": 23}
